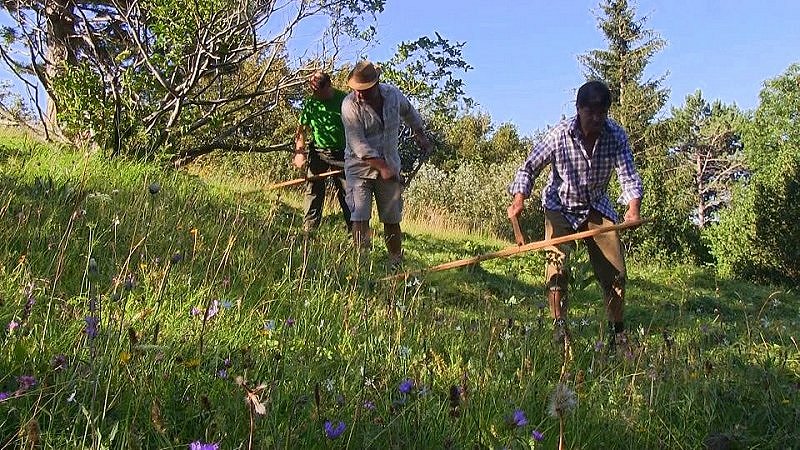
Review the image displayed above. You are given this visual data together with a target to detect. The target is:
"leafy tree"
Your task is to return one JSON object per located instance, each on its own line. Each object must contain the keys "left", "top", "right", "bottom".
{"left": 667, "top": 91, "right": 745, "bottom": 228}
{"left": 706, "top": 64, "right": 800, "bottom": 283}
{"left": 578, "top": 0, "right": 668, "bottom": 158}
{"left": 0, "top": 0, "right": 385, "bottom": 160}
{"left": 376, "top": 32, "right": 473, "bottom": 173}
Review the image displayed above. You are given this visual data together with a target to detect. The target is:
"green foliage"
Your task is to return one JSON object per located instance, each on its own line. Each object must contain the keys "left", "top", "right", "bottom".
{"left": 378, "top": 32, "right": 474, "bottom": 170}
{"left": 380, "top": 32, "right": 474, "bottom": 125}
{"left": 706, "top": 64, "right": 800, "bottom": 283}
{"left": 405, "top": 160, "right": 545, "bottom": 239}
{"left": 1, "top": 0, "right": 384, "bottom": 160}
{"left": 666, "top": 91, "right": 745, "bottom": 228}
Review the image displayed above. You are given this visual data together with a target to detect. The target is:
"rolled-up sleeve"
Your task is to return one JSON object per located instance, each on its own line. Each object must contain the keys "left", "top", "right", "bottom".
{"left": 614, "top": 135, "right": 644, "bottom": 204}
{"left": 509, "top": 135, "right": 555, "bottom": 197}
{"left": 342, "top": 97, "right": 380, "bottom": 160}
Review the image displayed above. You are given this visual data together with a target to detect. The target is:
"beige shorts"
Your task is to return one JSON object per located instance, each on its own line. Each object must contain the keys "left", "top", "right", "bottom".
{"left": 346, "top": 177, "right": 403, "bottom": 223}
{"left": 544, "top": 209, "right": 626, "bottom": 296}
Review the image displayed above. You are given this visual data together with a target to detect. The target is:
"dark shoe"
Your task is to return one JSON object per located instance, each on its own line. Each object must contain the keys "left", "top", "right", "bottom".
{"left": 388, "top": 255, "right": 404, "bottom": 272}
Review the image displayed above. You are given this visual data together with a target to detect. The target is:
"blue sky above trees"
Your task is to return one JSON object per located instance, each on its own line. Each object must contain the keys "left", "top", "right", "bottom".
{"left": 357, "top": 0, "right": 800, "bottom": 136}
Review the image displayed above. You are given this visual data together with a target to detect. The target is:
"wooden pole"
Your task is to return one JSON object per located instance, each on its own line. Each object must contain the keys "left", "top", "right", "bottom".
{"left": 379, "top": 218, "right": 650, "bottom": 282}
{"left": 266, "top": 169, "right": 343, "bottom": 190}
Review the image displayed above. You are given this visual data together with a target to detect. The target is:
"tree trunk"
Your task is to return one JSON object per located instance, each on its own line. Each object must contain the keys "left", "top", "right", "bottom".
{"left": 696, "top": 152, "right": 706, "bottom": 228}
{"left": 43, "top": 0, "right": 77, "bottom": 135}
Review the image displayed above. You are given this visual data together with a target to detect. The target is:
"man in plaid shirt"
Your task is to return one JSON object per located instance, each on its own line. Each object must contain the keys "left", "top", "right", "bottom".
{"left": 507, "top": 80, "right": 643, "bottom": 354}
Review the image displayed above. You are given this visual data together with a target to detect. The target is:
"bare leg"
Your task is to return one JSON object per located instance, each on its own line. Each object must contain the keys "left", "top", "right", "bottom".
{"left": 352, "top": 220, "right": 371, "bottom": 251}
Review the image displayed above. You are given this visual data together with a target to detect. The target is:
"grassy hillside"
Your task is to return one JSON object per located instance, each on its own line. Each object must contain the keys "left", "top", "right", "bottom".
{"left": 1, "top": 129, "right": 798, "bottom": 449}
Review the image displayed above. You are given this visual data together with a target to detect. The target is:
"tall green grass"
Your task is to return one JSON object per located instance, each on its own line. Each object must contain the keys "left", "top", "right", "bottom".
{"left": 1, "top": 130, "right": 798, "bottom": 449}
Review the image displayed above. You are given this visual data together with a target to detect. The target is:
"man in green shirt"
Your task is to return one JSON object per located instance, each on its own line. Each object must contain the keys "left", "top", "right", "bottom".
{"left": 294, "top": 71, "right": 351, "bottom": 232}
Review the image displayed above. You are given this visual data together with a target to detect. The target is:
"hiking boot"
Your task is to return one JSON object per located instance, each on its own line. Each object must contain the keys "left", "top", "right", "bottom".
{"left": 388, "top": 255, "right": 404, "bottom": 272}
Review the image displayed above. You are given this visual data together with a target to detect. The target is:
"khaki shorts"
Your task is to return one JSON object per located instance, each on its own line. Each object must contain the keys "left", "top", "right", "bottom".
{"left": 346, "top": 177, "right": 403, "bottom": 223}
{"left": 544, "top": 209, "right": 626, "bottom": 297}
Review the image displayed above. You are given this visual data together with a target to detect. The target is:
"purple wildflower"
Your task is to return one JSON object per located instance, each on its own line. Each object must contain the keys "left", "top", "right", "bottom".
{"left": 399, "top": 379, "right": 414, "bottom": 394}
{"left": 85, "top": 316, "right": 99, "bottom": 338}
{"left": 190, "top": 306, "right": 202, "bottom": 317}
{"left": 0, "top": 392, "right": 10, "bottom": 401}
{"left": 594, "top": 340, "right": 604, "bottom": 352}
{"left": 216, "top": 369, "right": 227, "bottom": 379}
{"left": 324, "top": 420, "right": 346, "bottom": 439}
{"left": 532, "top": 430, "right": 544, "bottom": 442}
{"left": 511, "top": 408, "right": 528, "bottom": 427}
{"left": 188, "top": 441, "right": 219, "bottom": 450}
{"left": 8, "top": 320, "right": 19, "bottom": 332}
{"left": 285, "top": 318, "right": 296, "bottom": 327}
{"left": 18, "top": 375, "right": 36, "bottom": 390}
{"left": 223, "top": 358, "right": 231, "bottom": 368}
{"left": 205, "top": 300, "right": 220, "bottom": 320}
{"left": 363, "top": 400, "right": 376, "bottom": 410}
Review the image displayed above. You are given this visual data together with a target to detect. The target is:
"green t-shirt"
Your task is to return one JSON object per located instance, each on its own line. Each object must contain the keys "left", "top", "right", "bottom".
{"left": 299, "top": 89, "right": 347, "bottom": 151}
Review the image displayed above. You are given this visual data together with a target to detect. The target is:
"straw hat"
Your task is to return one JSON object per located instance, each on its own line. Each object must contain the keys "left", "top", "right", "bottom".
{"left": 347, "top": 60, "right": 381, "bottom": 90}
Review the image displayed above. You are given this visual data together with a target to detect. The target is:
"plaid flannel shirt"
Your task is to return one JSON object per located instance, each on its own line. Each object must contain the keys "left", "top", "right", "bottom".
{"left": 509, "top": 115, "right": 643, "bottom": 229}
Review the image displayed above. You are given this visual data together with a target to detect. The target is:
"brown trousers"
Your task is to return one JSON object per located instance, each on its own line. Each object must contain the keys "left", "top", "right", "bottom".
{"left": 544, "top": 209, "right": 626, "bottom": 302}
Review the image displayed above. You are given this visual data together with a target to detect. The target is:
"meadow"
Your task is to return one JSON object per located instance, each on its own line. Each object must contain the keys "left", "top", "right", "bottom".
{"left": 1, "top": 130, "right": 798, "bottom": 449}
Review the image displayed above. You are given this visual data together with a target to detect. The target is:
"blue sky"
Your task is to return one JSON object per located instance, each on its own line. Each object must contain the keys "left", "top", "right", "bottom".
{"left": 354, "top": 0, "right": 800, "bottom": 136}
{"left": 2, "top": 1, "right": 798, "bottom": 138}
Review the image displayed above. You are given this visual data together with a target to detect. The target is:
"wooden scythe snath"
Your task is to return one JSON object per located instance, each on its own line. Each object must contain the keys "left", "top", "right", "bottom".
{"left": 265, "top": 169, "right": 344, "bottom": 190}
{"left": 379, "top": 218, "right": 651, "bottom": 282}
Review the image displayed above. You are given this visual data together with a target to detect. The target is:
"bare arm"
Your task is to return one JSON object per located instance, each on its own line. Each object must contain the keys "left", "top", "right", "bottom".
{"left": 293, "top": 125, "right": 310, "bottom": 168}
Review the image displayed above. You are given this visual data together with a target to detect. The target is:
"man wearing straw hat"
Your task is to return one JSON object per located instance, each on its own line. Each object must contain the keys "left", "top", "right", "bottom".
{"left": 293, "top": 71, "right": 351, "bottom": 233}
{"left": 341, "top": 60, "right": 433, "bottom": 269}
{"left": 507, "top": 80, "right": 643, "bottom": 354}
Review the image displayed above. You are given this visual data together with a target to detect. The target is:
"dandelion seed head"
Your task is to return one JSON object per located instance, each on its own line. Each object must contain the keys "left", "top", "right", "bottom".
{"left": 548, "top": 383, "right": 578, "bottom": 417}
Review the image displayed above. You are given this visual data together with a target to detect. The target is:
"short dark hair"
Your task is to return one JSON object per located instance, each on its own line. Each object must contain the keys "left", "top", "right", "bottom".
{"left": 576, "top": 80, "right": 612, "bottom": 109}
{"left": 311, "top": 71, "right": 331, "bottom": 89}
